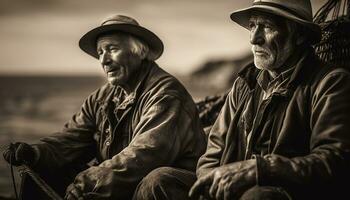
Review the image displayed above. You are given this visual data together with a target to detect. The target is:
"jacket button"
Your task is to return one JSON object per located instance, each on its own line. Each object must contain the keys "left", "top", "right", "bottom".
{"left": 106, "top": 141, "right": 110, "bottom": 146}
{"left": 105, "top": 129, "right": 110, "bottom": 134}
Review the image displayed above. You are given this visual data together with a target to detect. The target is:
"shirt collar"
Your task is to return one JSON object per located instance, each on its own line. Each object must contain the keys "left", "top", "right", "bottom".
{"left": 111, "top": 60, "right": 152, "bottom": 110}
{"left": 256, "top": 65, "right": 296, "bottom": 93}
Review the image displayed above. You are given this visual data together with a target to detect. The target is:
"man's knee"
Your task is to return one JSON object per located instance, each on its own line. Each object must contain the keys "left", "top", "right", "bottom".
{"left": 240, "top": 186, "right": 292, "bottom": 200}
{"left": 134, "top": 167, "right": 196, "bottom": 200}
{"left": 139, "top": 167, "right": 176, "bottom": 189}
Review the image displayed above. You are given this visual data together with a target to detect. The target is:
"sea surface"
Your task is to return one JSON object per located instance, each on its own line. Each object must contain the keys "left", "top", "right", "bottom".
{"left": 0, "top": 76, "right": 105, "bottom": 197}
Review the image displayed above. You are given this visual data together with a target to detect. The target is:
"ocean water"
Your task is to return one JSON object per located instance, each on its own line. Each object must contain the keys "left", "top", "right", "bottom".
{"left": 0, "top": 76, "right": 104, "bottom": 197}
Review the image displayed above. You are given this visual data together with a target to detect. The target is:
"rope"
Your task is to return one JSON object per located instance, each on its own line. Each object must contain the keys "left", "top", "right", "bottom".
{"left": 333, "top": 1, "right": 340, "bottom": 19}
{"left": 9, "top": 152, "right": 20, "bottom": 200}
{"left": 341, "top": 0, "right": 347, "bottom": 16}
{"left": 314, "top": 0, "right": 349, "bottom": 23}
{"left": 314, "top": 0, "right": 338, "bottom": 23}
{"left": 18, "top": 165, "right": 63, "bottom": 200}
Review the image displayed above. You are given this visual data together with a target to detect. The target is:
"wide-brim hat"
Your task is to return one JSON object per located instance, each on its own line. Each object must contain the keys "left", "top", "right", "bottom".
{"left": 79, "top": 14, "right": 164, "bottom": 60}
{"left": 230, "top": 0, "right": 322, "bottom": 44}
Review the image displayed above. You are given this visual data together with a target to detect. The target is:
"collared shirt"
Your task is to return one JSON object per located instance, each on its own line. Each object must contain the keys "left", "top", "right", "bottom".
{"left": 257, "top": 66, "right": 296, "bottom": 100}
{"left": 112, "top": 86, "right": 135, "bottom": 120}
{"left": 241, "top": 66, "right": 296, "bottom": 155}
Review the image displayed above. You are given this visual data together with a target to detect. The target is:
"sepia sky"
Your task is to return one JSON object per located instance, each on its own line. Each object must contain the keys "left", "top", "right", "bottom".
{"left": 0, "top": 0, "right": 327, "bottom": 75}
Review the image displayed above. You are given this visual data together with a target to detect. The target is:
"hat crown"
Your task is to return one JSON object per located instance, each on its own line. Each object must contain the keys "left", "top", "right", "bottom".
{"left": 101, "top": 14, "right": 140, "bottom": 26}
{"left": 252, "top": 0, "right": 313, "bottom": 21}
{"left": 79, "top": 14, "right": 164, "bottom": 60}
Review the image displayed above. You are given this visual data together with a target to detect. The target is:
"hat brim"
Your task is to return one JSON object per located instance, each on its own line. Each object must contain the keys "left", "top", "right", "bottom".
{"left": 79, "top": 23, "right": 164, "bottom": 60}
{"left": 230, "top": 5, "right": 321, "bottom": 44}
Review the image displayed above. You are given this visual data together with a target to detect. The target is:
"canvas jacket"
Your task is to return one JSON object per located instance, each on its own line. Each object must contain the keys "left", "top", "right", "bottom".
{"left": 197, "top": 48, "right": 350, "bottom": 198}
{"left": 32, "top": 60, "right": 206, "bottom": 199}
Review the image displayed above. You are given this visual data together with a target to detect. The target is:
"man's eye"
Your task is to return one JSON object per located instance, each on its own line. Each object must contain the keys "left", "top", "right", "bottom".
{"left": 264, "top": 24, "right": 273, "bottom": 31}
{"left": 109, "top": 47, "right": 120, "bottom": 52}
{"left": 248, "top": 22, "right": 256, "bottom": 30}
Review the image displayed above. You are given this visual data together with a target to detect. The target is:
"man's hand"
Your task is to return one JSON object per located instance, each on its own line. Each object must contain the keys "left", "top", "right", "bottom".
{"left": 64, "top": 166, "right": 114, "bottom": 200}
{"left": 65, "top": 183, "right": 85, "bottom": 200}
{"left": 3, "top": 142, "right": 36, "bottom": 166}
{"left": 189, "top": 159, "right": 257, "bottom": 200}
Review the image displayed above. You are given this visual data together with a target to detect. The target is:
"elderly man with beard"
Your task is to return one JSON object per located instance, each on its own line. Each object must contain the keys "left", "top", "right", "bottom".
{"left": 3, "top": 14, "right": 206, "bottom": 200}
{"left": 189, "top": 0, "right": 350, "bottom": 200}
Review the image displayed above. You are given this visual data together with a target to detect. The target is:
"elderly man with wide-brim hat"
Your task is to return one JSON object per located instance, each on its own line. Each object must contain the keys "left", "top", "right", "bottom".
{"left": 189, "top": 0, "right": 350, "bottom": 199}
{"left": 3, "top": 14, "right": 207, "bottom": 199}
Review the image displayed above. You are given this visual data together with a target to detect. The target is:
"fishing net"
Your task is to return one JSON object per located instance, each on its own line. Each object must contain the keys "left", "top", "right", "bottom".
{"left": 314, "top": 0, "right": 350, "bottom": 68}
{"left": 196, "top": 92, "right": 228, "bottom": 128}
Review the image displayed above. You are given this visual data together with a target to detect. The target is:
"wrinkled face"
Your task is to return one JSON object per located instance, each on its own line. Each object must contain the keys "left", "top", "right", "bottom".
{"left": 249, "top": 13, "right": 296, "bottom": 72}
{"left": 97, "top": 33, "right": 142, "bottom": 86}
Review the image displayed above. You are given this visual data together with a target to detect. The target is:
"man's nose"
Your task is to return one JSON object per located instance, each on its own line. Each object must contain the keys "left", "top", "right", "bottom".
{"left": 250, "top": 26, "right": 264, "bottom": 45}
{"left": 100, "top": 52, "right": 111, "bottom": 65}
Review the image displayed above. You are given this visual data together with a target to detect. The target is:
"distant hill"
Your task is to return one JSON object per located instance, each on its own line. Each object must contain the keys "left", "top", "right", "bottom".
{"left": 186, "top": 52, "right": 253, "bottom": 98}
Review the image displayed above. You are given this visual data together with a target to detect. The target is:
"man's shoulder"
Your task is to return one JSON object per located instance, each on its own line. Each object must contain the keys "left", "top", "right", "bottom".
{"left": 308, "top": 60, "right": 350, "bottom": 87}
{"left": 312, "top": 65, "right": 350, "bottom": 91}
{"left": 145, "top": 63, "right": 190, "bottom": 98}
{"left": 142, "top": 63, "right": 197, "bottom": 111}
{"left": 322, "top": 66, "right": 350, "bottom": 78}
{"left": 86, "top": 82, "right": 114, "bottom": 103}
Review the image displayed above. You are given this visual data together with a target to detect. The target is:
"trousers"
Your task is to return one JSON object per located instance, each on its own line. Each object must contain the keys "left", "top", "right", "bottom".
{"left": 133, "top": 168, "right": 293, "bottom": 200}
{"left": 133, "top": 167, "right": 197, "bottom": 200}
{"left": 19, "top": 166, "right": 304, "bottom": 200}
{"left": 19, "top": 166, "right": 196, "bottom": 200}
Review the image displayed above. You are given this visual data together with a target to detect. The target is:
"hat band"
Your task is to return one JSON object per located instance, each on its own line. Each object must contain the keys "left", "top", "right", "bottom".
{"left": 102, "top": 19, "right": 138, "bottom": 26}
{"left": 253, "top": 1, "right": 308, "bottom": 21}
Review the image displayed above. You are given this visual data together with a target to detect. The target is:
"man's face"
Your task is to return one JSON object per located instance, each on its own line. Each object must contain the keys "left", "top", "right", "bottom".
{"left": 97, "top": 33, "right": 142, "bottom": 86}
{"left": 249, "top": 13, "right": 296, "bottom": 72}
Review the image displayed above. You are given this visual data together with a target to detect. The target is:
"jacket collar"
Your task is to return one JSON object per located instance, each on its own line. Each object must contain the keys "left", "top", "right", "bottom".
{"left": 238, "top": 47, "right": 318, "bottom": 94}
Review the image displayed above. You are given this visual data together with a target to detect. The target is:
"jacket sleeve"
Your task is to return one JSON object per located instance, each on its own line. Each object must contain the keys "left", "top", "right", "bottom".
{"left": 196, "top": 80, "right": 240, "bottom": 178}
{"left": 94, "top": 94, "right": 201, "bottom": 198}
{"left": 32, "top": 92, "right": 98, "bottom": 171}
{"left": 256, "top": 70, "right": 350, "bottom": 189}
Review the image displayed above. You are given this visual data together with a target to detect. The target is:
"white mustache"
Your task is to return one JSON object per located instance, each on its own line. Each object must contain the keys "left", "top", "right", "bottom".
{"left": 252, "top": 46, "right": 269, "bottom": 54}
{"left": 104, "top": 65, "right": 121, "bottom": 73}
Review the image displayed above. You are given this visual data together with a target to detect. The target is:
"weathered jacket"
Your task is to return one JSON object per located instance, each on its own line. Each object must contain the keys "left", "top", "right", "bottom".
{"left": 197, "top": 49, "right": 350, "bottom": 199}
{"left": 33, "top": 60, "right": 206, "bottom": 199}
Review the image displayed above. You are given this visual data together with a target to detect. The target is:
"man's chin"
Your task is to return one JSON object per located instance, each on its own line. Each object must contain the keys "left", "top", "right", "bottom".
{"left": 254, "top": 59, "right": 274, "bottom": 70}
{"left": 108, "top": 77, "right": 123, "bottom": 86}
{"left": 255, "top": 65, "right": 275, "bottom": 71}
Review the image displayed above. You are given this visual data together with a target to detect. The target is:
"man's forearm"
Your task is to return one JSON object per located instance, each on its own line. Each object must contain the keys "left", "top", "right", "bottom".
{"left": 255, "top": 147, "right": 348, "bottom": 188}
